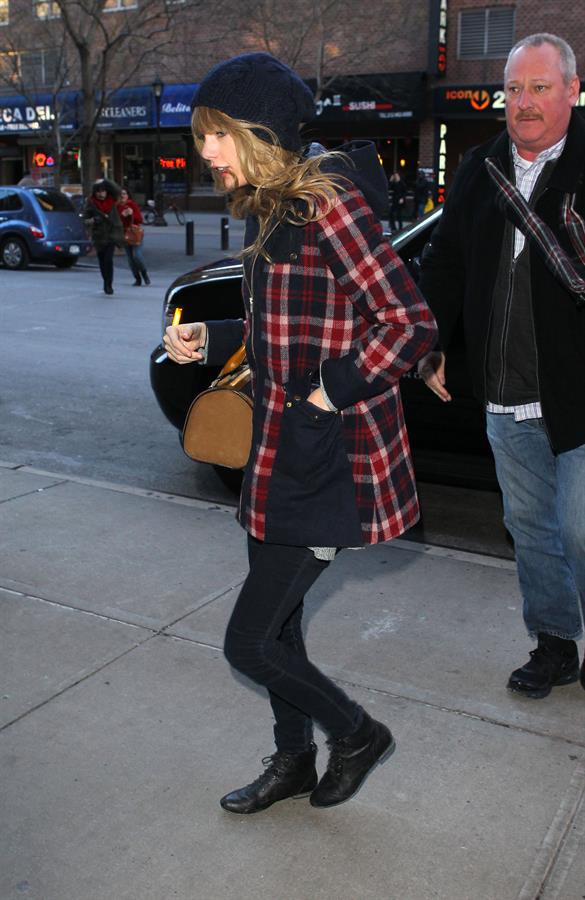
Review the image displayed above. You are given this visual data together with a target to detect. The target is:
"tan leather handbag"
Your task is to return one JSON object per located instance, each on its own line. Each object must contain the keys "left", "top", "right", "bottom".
{"left": 181, "top": 345, "right": 253, "bottom": 469}
{"left": 125, "top": 224, "right": 144, "bottom": 246}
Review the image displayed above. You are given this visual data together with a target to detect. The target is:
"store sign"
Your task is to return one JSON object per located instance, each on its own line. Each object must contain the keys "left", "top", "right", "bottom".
{"left": 435, "top": 122, "right": 447, "bottom": 204}
{"left": 159, "top": 156, "right": 187, "bottom": 169}
{"left": 32, "top": 151, "right": 55, "bottom": 167}
{"left": 0, "top": 93, "right": 77, "bottom": 133}
{"left": 428, "top": 0, "right": 448, "bottom": 77}
{"left": 308, "top": 73, "right": 426, "bottom": 123}
{"left": 98, "top": 87, "right": 152, "bottom": 129}
{"left": 435, "top": 83, "right": 585, "bottom": 117}
{"left": 160, "top": 84, "right": 197, "bottom": 128}
{"left": 433, "top": 84, "right": 505, "bottom": 117}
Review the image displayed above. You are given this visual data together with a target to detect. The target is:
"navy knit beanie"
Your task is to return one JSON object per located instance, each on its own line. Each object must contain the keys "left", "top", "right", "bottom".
{"left": 192, "top": 53, "right": 315, "bottom": 152}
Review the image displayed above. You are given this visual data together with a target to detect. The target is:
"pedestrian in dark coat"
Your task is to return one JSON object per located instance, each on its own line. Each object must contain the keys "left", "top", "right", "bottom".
{"left": 84, "top": 179, "right": 123, "bottom": 295}
{"left": 414, "top": 170, "right": 431, "bottom": 217}
{"left": 164, "top": 52, "right": 437, "bottom": 815}
{"left": 388, "top": 171, "right": 407, "bottom": 231}
{"left": 418, "top": 33, "right": 585, "bottom": 700}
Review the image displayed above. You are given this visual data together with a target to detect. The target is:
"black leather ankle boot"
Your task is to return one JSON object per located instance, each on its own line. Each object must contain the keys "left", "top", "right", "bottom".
{"left": 220, "top": 744, "right": 318, "bottom": 814}
{"left": 310, "top": 713, "right": 395, "bottom": 808}
{"left": 508, "top": 633, "right": 579, "bottom": 698}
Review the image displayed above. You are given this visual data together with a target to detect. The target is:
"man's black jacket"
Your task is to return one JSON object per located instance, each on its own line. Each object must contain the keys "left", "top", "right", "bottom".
{"left": 419, "top": 110, "right": 585, "bottom": 453}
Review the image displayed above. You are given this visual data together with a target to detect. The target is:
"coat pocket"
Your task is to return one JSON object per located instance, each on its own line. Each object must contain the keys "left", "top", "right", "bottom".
{"left": 264, "top": 397, "right": 363, "bottom": 546}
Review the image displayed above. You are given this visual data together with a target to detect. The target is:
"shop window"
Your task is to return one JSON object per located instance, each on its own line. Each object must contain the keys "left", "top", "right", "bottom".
{"left": 33, "top": 0, "right": 61, "bottom": 19}
{"left": 0, "top": 0, "right": 8, "bottom": 26}
{"left": 104, "top": 0, "right": 138, "bottom": 11}
{"left": 458, "top": 7, "right": 515, "bottom": 59}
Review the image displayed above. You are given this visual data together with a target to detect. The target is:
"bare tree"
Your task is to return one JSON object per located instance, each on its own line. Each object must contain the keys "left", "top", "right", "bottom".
{"left": 0, "top": 0, "right": 210, "bottom": 193}
{"left": 237, "top": 0, "right": 427, "bottom": 97}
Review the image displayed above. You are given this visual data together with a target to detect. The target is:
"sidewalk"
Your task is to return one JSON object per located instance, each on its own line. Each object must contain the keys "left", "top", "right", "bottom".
{"left": 80, "top": 212, "right": 247, "bottom": 280}
{"left": 0, "top": 461, "right": 584, "bottom": 900}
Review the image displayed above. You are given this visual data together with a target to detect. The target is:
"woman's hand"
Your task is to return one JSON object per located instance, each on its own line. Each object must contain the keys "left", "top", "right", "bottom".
{"left": 163, "top": 322, "right": 207, "bottom": 365}
{"left": 306, "top": 387, "right": 330, "bottom": 410}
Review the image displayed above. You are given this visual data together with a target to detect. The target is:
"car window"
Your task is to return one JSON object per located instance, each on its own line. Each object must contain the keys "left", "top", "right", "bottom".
{"left": 0, "top": 190, "right": 24, "bottom": 212}
{"left": 30, "top": 189, "right": 75, "bottom": 213}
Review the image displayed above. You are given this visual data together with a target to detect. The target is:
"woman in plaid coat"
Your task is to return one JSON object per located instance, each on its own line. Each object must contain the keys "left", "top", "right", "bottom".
{"left": 164, "top": 53, "right": 437, "bottom": 815}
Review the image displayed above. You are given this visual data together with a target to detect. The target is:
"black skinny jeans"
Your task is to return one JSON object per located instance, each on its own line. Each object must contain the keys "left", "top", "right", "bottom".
{"left": 96, "top": 243, "right": 115, "bottom": 290}
{"left": 224, "top": 536, "right": 363, "bottom": 754}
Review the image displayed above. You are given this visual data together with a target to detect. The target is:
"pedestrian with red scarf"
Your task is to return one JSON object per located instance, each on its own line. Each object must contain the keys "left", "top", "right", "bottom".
{"left": 84, "top": 179, "right": 123, "bottom": 295}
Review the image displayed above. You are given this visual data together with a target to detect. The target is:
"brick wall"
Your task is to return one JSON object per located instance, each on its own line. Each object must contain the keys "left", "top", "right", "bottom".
{"left": 444, "top": 0, "right": 585, "bottom": 85}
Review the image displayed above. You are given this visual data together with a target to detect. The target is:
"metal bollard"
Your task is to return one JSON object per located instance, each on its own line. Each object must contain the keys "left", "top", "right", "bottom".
{"left": 185, "top": 220, "right": 194, "bottom": 256}
{"left": 220, "top": 216, "right": 229, "bottom": 251}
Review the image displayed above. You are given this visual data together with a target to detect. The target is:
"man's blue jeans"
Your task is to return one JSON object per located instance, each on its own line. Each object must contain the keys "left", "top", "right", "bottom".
{"left": 486, "top": 413, "right": 585, "bottom": 641}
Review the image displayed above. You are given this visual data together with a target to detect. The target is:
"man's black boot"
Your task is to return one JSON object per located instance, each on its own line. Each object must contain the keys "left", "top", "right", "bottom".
{"left": 508, "top": 633, "right": 580, "bottom": 699}
{"left": 142, "top": 271, "right": 151, "bottom": 285}
{"left": 133, "top": 273, "right": 142, "bottom": 286}
{"left": 310, "top": 713, "right": 395, "bottom": 808}
{"left": 220, "top": 744, "right": 318, "bottom": 814}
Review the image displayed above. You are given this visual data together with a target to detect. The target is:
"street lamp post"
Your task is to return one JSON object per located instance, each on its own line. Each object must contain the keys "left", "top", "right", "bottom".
{"left": 151, "top": 75, "right": 166, "bottom": 226}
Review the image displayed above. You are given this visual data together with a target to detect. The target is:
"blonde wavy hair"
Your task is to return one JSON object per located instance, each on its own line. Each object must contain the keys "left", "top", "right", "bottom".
{"left": 192, "top": 106, "right": 351, "bottom": 258}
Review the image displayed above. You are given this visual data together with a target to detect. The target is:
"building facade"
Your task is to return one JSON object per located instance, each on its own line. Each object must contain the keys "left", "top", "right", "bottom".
{"left": 0, "top": 0, "right": 584, "bottom": 208}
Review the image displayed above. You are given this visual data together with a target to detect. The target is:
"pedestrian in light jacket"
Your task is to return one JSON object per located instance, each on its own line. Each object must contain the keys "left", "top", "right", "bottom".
{"left": 84, "top": 179, "right": 123, "bottom": 295}
{"left": 164, "top": 53, "right": 437, "bottom": 815}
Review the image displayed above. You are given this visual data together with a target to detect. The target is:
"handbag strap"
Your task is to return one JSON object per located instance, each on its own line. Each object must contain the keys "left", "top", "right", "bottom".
{"left": 218, "top": 343, "right": 247, "bottom": 376}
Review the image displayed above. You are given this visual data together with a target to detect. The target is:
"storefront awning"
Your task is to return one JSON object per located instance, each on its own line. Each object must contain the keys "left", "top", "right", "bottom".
{"left": 0, "top": 91, "right": 77, "bottom": 134}
{"left": 306, "top": 72, "right": 427, "bottom": 123}
{"left": 160, "top": 84, "right": 197, "bottom": 128}
{"left": 98, "top": 86, "right": 152, "bottom": 129}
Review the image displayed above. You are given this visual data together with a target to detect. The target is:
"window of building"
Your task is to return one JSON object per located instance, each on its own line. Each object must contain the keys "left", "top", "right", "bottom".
{"left": 34, "top": 0, "right": 61, "bottom": 19}
{"left": 0, "top": 48, "right": 59, "bottom": 87}
{"left": 0, "top": 51, "right": 18, "bottom": 83}
{"left": 20, "top": 48, "right": 60, "bottom": 86}
{"left": 0, "top": 0, "right": 9, "bottom": 26}
{"left": 458, "top": 6, "right": 515, "bottom": 59}
{"left": 103, "top": 0, "right": 138, "bottom": 11}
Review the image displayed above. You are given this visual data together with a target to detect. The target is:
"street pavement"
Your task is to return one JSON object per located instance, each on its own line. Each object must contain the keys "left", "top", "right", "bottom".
{"left": 1, "top": 214, "right": 584, "bottom": 899}
{"left": 0, "top": 460, "right": 584, "bottom": 900}
{"left": 79, "top": 210, "right": 247, "bottom": 281}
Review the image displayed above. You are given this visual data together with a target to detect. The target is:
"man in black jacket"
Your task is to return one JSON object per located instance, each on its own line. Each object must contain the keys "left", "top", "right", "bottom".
{"left": 418, "top": 33, "right": 585, "bottom": 699}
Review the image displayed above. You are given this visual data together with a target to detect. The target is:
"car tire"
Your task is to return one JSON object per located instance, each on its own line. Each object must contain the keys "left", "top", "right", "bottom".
{"left": 142, "top": 209, "right": 156, "bottom": 225}
{"left": 1, "top": 237, "right": 29, "bottom": 270}
{"left": 54, "top": 258, "right": 77, "bottom": 269}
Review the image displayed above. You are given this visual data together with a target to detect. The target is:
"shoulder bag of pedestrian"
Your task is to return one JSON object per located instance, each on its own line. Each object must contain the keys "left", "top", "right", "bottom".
{"left": 125, "top": 224, "right": 144, "bottom": 246}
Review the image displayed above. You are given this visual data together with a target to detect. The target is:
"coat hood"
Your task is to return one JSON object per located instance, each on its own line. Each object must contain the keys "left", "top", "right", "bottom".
{"left": 318, "top": 140, "right": 390, "bottom": 220}
{"left": 91, "top": 178, "right": 121, "bottom": 200}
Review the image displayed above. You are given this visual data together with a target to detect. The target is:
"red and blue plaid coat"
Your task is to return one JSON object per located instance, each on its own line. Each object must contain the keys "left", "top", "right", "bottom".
{"left": 207, "top": 186, "right": 438, "bottom": 546}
